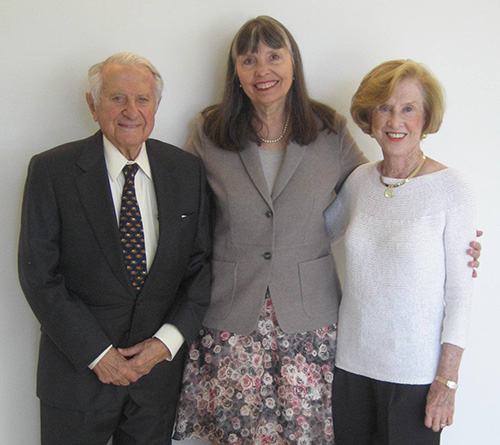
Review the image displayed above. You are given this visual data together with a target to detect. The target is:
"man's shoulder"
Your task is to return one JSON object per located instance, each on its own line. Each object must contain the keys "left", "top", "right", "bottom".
{"left": 34, "top": 132, "right": 101, "bottom": 162}
{"left": 146, "top": 138, "right": 200, "bottom": 166}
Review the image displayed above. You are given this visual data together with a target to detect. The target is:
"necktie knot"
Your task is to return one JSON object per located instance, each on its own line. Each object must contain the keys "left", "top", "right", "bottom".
{"left": 123, "top": 163, "right": 139, "bottom": 179}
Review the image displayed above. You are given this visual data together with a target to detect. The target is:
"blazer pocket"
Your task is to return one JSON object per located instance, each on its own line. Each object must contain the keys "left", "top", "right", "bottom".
{"left": 299, "top": 254, "right": 340, "bottom": 318}
{"left": 205, "top": 260, "right": 237, "bottom": 320}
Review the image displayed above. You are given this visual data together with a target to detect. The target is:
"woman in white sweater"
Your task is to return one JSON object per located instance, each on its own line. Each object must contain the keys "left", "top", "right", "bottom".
{"left": 325, "top": 60, "right": 476, "bottom": 444}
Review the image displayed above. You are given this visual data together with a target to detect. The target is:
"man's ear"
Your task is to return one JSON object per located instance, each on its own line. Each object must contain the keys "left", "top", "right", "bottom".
{"left": 86, "top": 93, "right": 98, "bottom": 122}
{"left": 155, "top": 95, "right": 162, "bottom": 112}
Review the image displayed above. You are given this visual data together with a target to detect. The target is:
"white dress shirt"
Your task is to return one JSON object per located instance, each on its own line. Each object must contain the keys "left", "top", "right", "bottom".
{"left": 89, "top": 136, "right": 184, "bottom": 368}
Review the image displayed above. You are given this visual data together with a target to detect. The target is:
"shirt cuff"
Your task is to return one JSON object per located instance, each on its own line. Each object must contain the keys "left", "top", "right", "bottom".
{"left": 88, "top": 344, "right": 113, "bottom": 369}
{"left": 154, "top": 324, "right": 185, "bottom": 361}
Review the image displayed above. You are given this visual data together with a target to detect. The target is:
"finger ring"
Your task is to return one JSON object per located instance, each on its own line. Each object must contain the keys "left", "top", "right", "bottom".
{"left": 440, "top": 423, "right": 447, "bottom": 428}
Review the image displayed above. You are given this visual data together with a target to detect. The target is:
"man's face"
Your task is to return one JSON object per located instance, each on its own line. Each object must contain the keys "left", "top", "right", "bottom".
{"left": 87, "top": 63, "right": 159, "bottom": 158}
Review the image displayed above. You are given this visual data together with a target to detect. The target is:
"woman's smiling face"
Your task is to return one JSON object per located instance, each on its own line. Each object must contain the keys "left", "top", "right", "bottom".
{"left": 235, "top": 42, "right": 294, "bottom": 110}
{"left": 371, "top": 78, "right": 426, "bottom": 158}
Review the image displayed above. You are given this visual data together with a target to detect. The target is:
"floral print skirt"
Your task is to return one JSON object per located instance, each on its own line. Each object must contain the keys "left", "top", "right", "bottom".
{"left": 173, "top": 292, "right": 337, "bottom": 444}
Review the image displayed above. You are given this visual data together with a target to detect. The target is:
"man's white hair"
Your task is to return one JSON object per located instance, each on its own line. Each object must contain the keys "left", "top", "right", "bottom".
{"left": 87, "top": 52, "right": 163, "bottom": 105}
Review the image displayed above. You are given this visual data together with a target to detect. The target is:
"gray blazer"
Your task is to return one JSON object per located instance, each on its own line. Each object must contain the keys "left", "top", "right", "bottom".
{"left": 188, "top": 113, "right": 367, "bottom": 334}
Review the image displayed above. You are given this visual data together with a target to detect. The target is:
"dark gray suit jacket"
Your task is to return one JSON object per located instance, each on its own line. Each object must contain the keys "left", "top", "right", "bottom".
{"left": 18, "top": 131, "right": 211, "bottom": 411}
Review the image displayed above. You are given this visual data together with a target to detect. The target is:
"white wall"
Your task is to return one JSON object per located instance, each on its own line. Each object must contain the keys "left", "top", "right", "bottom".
{"left": 1, "top": 1, "right": 498, "bottom": 443}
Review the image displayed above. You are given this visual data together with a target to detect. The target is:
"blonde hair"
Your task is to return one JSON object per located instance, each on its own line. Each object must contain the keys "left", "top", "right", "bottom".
{"left": 351, "top": 59, "right": 445, "bottom": 135}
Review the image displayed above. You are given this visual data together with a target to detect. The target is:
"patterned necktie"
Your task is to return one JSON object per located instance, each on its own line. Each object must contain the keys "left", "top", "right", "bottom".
{"left": 119, "top": 163, "right": 147, "bottom": 293}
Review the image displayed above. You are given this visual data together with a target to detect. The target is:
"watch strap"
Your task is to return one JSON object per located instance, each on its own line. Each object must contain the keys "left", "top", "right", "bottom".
{"left": 435, "top": 375, "right": 458, "bottom": 389}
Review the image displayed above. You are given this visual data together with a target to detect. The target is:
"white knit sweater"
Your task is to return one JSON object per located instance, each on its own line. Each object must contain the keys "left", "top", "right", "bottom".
{"left": 325, "top": 162, "right": 475, "bottom": 384}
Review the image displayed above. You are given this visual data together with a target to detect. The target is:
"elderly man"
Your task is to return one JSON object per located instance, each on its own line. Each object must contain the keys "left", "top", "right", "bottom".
{"left": 18, "top": 52, "right": 211, "bottom": 444}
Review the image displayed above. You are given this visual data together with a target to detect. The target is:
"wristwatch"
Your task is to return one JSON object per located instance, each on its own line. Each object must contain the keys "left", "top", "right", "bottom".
{"left": 435, "top": 376, "right": 458, "bottom": 390}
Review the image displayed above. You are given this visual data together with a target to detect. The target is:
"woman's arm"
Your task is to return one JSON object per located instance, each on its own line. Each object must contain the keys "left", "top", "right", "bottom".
{"left": 425, "top": 343, "right": 463, "bottom": 432}
{"left": 425, "top": 171, "right": 475, "bottom": 432}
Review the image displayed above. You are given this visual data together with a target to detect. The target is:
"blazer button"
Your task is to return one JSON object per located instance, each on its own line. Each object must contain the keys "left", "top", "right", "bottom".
{"left": 263, "top": 252, "right": 272, "bottom": 260}
{"left": 265, "top": 210, "right": 273, "bottom": 218}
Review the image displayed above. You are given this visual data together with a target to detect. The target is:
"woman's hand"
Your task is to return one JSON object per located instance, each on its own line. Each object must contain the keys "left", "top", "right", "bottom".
{"left": 468, "top": 230, "right": 483, "bottom": 277}
{"left": 425, "top": 343, "right": 464, "bottom": 431}
{"left": 425, "top": 380, "right": 456, "bottom": 432}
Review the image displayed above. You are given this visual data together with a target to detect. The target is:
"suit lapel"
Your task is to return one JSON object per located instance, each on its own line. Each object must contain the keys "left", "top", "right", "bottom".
{"left": 271, "top": 141, "right": 307, "bottom": 200}
{"left": 143, "top": 141, "right": 177, "bottom": 284}
{"left": 238, "top": 143, "right": 273, "bottom": 209}
{"left": 75, "top": 132, "right": 136, "bottom": 299}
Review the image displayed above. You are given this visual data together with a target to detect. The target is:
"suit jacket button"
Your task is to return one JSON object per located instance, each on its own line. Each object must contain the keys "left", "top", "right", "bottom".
{"left": 263, "top": 252, "right": 272, "bottom": 260}
{"left": 265, "top": 210, "right": 273, "bottom": 218}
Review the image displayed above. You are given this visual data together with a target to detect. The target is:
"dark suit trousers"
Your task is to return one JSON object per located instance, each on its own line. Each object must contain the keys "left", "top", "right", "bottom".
{"left": 40, "top": 388, "right": 176, "bottom": 445}
{"left": 333, "top": 368, "right": 442, "bottom": 445}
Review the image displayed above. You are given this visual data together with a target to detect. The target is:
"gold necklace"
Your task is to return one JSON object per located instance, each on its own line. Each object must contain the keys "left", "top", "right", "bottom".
{"left": 258, "top": 113, "right": 291, "bottom": 144}
{"left": 380, "top": 155, "right": 426, "bottom": 199}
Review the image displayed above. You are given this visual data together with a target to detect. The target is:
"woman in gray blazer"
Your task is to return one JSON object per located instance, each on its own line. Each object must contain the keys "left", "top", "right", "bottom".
{"left": 173, "top": 16, "right": 481, "bottom": 445}
{"left": 173, "top": 16, "right": 365, "bottom": 444}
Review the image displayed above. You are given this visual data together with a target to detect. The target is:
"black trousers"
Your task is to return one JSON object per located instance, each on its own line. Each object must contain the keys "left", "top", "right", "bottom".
{"left": 333, "top": 368, "right": 441, "bottom": 445}
{"left": 40, "top": 389, "right": 175, "bottom": 445}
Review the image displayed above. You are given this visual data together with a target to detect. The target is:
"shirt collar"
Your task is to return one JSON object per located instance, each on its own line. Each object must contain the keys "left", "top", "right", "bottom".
{"left": 103, "top": 135, "right": 153, "bottom": 181}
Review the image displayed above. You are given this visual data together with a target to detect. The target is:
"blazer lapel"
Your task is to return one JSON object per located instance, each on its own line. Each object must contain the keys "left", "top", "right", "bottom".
{"left": 238, "top": 143, "right": 273, "bottom": 209}
{"left": 75, "top": 132, "right": 136, "bottom": 299}
{"left": 271, "top": 141, "right": 307, "bottom": 201}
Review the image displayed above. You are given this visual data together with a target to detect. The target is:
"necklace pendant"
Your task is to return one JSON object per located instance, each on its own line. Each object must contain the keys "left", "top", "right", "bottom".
{"left": 379, "top": 154, "right": 426, "bottom": 200}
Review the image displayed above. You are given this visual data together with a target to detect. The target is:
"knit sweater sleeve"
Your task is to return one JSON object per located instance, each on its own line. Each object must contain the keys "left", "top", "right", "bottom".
{"left": 441, "top": 170, "right": 476, "bottom": 348}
